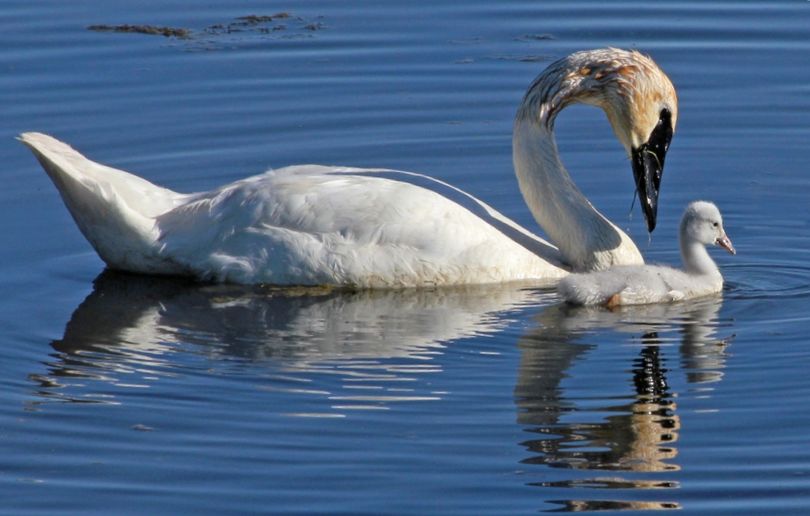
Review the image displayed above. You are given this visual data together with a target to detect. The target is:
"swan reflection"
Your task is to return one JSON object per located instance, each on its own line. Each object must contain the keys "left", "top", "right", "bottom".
{"left": 515, "top": 298, "right": 731, "bottom": 511}
{"left": 36, "top": 272, "right": 730, "bottom": 510}
{"left": 36, "top": 271, "right": 549, "bottom": 408}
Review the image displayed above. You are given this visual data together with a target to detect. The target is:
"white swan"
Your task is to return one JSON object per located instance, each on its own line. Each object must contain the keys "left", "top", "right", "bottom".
{"left": 20, "top": 48, "right": 677, "bottom": 287}
{"left": 558, "top": 201, "right": 736, "bottom": 306}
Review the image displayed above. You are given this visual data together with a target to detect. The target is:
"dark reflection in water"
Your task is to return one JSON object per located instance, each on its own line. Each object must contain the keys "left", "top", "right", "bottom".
{"left": 515, "top": 299, "right": 731, "bottom": 512}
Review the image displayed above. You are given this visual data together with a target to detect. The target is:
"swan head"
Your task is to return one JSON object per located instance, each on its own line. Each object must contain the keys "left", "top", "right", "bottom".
{"left": 581, "top": 49, "right": 678, "bottom": 233}
{"left": 521, "top": 48, "right": 678, "bottom": 233}
{"left": 680, "top": 201, "right": 735, "bottom": 255}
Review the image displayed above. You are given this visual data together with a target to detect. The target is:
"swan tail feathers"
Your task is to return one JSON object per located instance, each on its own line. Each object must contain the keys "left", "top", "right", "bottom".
{"left": 19, "top": 132, "right": 187, "bottom": 274}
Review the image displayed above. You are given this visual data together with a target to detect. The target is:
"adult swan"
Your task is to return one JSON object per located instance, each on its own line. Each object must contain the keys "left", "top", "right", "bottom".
{"left": 20, "top": 48, "right": 677, "bottom": 287}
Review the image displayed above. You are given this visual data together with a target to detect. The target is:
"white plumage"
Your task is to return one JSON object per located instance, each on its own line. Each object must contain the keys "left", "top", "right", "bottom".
{"left": 20, "top": 48, "right": 678, "bottom": 287}
{"left": 558, "top": 201, "right": 736, "bottom": 306}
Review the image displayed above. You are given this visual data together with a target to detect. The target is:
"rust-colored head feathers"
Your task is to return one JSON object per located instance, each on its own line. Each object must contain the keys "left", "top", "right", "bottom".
{"left": 520, "top": 48, "right": 678, "bottom": 153}
{"left": 517, "top": 48, "right": 677, "bottom": 232}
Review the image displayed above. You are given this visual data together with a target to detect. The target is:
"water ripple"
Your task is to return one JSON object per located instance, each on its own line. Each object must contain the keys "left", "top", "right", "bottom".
{"left": 725, "top": 263, "right": 810, "bottom": 301}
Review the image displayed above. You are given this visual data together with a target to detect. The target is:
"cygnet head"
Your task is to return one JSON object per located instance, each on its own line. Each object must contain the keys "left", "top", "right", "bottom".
{"left": 680, "top": 201, "right": 736, "bottom": 255}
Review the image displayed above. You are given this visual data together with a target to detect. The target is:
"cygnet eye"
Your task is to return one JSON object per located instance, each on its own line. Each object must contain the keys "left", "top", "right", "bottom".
{"left": 712, "top": 222, "right": 719, "bottom": 228}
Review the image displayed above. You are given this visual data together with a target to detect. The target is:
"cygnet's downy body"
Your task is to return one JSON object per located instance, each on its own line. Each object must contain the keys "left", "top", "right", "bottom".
{"left": 558, "top": 201, "right": 735, "bottom": 306}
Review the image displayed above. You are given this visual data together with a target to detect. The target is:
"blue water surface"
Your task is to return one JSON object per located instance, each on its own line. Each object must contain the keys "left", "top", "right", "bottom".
{"left": 2, "top": 1, "right": 810, "bottom": 514}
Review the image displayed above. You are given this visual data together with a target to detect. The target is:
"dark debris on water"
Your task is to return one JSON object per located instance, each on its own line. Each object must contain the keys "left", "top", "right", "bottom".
{"left": 87, "top": 24, "right": 191, "bottom": 39}
{"left": 515, "top": 33, "right": 555, "bottom": 41}
{"left": 235, "top": 13, "right": 290, "bottom": 24}
{"left": 203, "top": 12, "right": 297, "bottom": 35}
{"left": 87, "top": 12, "right": 325, "bottom": 43}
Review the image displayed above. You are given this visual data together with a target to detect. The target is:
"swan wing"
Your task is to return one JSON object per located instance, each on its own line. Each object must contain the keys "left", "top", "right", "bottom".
{"left": 156, "top": 166, "right": 567, "bottom": 285}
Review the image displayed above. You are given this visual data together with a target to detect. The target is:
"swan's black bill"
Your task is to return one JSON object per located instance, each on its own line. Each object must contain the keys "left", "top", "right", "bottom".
{"left": 631, "top": 108, "right": 673, "bottom": 233}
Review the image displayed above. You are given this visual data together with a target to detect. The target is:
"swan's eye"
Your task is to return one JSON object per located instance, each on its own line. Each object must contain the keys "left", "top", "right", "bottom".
{"left": 645, "top": 108, "right": 674, "bottom": 157}
{"left": 712, "top": 222, "right": 719, "bottom": 228}
{"left": 657, "top": 109, "right": 673, "bottom": 151}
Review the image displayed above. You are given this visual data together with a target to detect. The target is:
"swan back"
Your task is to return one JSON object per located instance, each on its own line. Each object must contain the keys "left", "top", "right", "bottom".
{"left": 154, "top": 166, "right": 568, "bottom": 286}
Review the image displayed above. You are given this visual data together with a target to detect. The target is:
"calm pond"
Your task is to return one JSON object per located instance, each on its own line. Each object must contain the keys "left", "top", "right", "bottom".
{"left": 2, "top": 0, "right": 810, "bottom": 513}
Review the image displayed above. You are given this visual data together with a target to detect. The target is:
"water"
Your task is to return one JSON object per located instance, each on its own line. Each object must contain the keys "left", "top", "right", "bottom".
{"left": 2, "top": 0, "right": 810, "bottom": 513}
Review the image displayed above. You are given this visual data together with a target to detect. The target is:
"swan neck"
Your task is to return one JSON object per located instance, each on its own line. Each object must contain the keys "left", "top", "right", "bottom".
{"left": 512, "top": 111, "right": 642, "bottom": 271}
